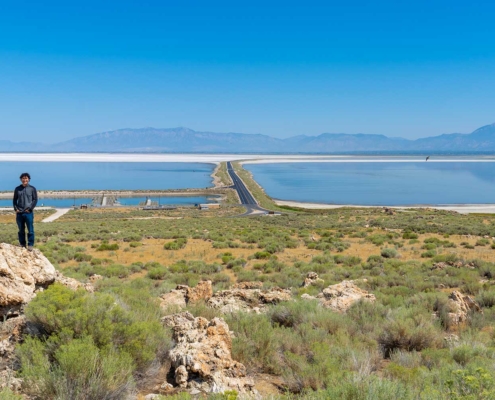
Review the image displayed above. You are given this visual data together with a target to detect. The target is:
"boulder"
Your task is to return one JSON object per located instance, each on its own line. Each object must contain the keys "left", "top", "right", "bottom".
{"left": 0, "top": 243, "right": 56, "bottom": 318}
{"left": 304, "top": 280, "right": 375, "bottom": 312}
{"left": 447, "top": 290, "right": 482, "bottom": 325}
{"left": 163, "top": 312, "right": 257, "bottom": 396}
{"left": 160, "top": 281, "right": 213, "bottom": 311}
{"left": 184, "top": 280, "right": 213, "bottom": 303}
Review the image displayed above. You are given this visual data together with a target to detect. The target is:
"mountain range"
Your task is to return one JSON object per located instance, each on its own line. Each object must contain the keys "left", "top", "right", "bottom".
{"left": 2, "top": 123, "right": 495, "bottom": 153}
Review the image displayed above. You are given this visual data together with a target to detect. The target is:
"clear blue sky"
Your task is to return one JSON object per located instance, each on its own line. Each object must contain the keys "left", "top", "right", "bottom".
{"left": 1, "top": 0, "right": 494, "bottom": 142}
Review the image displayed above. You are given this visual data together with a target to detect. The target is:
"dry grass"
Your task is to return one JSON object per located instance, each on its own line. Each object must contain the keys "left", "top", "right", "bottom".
{"left": 0, "top": 209, "right": 56, "bottom": 223}
{"left": 58, "top": 228, "right": 495, "bottom": 281}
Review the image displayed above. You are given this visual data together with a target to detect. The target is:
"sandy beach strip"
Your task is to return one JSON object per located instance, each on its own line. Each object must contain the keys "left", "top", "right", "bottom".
{"left": 275, "top": 200, "right": 495, "bottom": 214}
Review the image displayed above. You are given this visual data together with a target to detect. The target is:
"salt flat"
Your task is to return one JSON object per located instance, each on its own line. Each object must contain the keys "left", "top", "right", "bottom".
{"left": 1, "top": 153, "right": 495, "bottom": 164}
{"left": 0, "top": 153, "right": 343, "bottom": 163}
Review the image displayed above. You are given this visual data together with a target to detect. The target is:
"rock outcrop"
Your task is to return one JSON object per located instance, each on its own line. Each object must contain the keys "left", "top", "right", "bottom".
{"left": 0, "top": 316, "right": 25, "bottom": 392}
{"left": 162, "top": 311, "right": 257, "bottom": 397}
{"left": 160, "top": 281, "right": 291, "bottom": 314}
{"left": 54, "top": 271, "right": 94, "bottom": 293}
{"left": 160, "top": 281, "right": 213, "bottom": 310}
{"left": 207, "top": 284, "right": 292, "bottom": 314}
{"left": 302, "top": 280, "right": 375, "bottom": 312}
{"left": 0, "top": 243, "right": 56, "bottom": 318}
{"left": 447, "top": 290, "right": 482, "bottom": 325}
{"left": 302, "top": 272, "right": 324, "bottom": 288}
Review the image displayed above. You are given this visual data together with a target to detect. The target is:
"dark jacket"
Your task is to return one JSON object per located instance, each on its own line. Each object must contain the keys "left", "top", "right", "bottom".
{"left": 13, "top": 184, "right": 38, "bottom": 212}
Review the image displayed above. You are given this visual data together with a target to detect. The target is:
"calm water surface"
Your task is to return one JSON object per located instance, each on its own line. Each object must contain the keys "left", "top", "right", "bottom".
{"left": 0, "top": 162, "right": 214, "bottom": 191}
{"left": 245, "top": 162, "right": 495, "bottom": 205}
{"left": 0, "top": 196, "right": 214, "bottom": 208}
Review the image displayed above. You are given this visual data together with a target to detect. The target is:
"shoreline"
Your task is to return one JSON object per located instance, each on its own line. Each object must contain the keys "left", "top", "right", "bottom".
{"left": 274, "top": 200, "right": 495, "bottom": 214}
{"left": 3, "top": 153, "right": 495, "bottom": 164}
{"left": 0, "top": 189, "right": 226, "bottom": 200}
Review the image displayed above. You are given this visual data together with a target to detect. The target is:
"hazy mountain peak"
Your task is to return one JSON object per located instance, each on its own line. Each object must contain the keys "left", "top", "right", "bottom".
{"left": 2, "top": 123, "right": 495, "bottom": 153}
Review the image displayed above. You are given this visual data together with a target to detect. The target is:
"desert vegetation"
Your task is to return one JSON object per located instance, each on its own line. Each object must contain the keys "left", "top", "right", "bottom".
{"left": 3, "top": 205, "right": 495, "bottom": 398}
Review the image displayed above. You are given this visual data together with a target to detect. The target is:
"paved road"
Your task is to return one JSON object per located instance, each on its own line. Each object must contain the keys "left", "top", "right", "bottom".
{"left": 42, "top": 208, "right": 71, "bottom": 222}
{"left": 226, "top": 162, "right": 268, "bottom": 215}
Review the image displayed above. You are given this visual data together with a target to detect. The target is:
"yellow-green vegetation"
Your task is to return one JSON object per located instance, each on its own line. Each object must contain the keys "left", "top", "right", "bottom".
{"left": 215, "top": 161, "right": 233, "bottom": 186}
{"left": 18, "top": 282, "right": 169, "bottom": 399}
{"left": 0, "top": 208, "right": 56, "bottom": 223}
{"left": 5, "top": 206, "right": 495, "bottom": 398}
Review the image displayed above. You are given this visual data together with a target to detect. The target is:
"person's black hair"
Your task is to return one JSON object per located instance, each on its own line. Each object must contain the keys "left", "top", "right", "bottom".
{"left": 19, "top": 172, "right": 31, "bottom": 180}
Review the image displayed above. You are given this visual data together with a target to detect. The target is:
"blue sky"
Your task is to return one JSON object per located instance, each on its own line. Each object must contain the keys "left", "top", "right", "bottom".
{"left": 0, "top": 0, "right": 494, "bottom": 142}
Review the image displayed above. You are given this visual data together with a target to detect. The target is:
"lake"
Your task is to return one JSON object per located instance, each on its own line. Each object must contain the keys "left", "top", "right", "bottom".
{"left": 0, "top": 162, "right": 214, "bottom": 191}
{"left": 0, "top": 196, "right": 214, "bottom": 208}
{"left": 244, "top": 161, "right": 495, "bottom": 205}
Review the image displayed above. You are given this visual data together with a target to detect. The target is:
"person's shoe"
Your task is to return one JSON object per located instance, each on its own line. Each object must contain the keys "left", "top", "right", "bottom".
{"left": 27, "top": 246, "right": 34, "bottom": 252}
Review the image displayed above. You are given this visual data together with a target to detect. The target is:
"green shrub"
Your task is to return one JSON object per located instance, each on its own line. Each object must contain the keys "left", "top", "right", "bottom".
{"left": 381, "top": 248, "right": 399, "bottom": 259}
{"left": 476, "top": 238, "right": 490, "bottom": 246}
{"left": 148, "top": 266, "right": 169, "bottom": 280}
{"left": 96, "top": 243, "right": 119, "bottom": 251}
{"left": 23, "top": 283, "right": 167, "bottom": 368}
{"left": 129, "top": 241, "right": 142, "bottom": 248}
{"left": 0, "top": 387, "right": 24, "bottom": 400}
{"left": 164, "top": 238, "right": 187, "bottom": 250}
{"left": 476, "top": 290, "right": 495, "bottom": 308}
{"left": 19, "top": 336, "right": 135, "bottom": 400}
{"left": 378, "top": 314, "right": 441, "bottom": 357}
{"left": 402, "top": 232, "right": 418, "bottom": 239}
{"left": 446, "top": 368, "right": 495, "bottom": 399}
{"left": 421, "top": 249, "right": 437, "bottom": 258}
{"left": 253, "top": 251, "right": 271, "bottom": 259}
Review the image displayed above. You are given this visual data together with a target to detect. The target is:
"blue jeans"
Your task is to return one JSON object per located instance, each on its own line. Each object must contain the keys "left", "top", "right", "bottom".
{"left": 16, "top": 212, "right": 35, "bottom": 247}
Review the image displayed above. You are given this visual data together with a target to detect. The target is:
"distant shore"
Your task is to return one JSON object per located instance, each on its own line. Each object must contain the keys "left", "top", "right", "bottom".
{"left": 0, "top": 189, "right": 225, "bottom": 200}
{"left": 275, "top": 200, "right": 495, "bottom": 214}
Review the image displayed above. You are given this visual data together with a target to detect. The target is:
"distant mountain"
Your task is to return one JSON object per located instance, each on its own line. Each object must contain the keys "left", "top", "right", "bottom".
{"left": 0, "top": 140, "right": 49, "bottom": 152}
{"left": 1, "top": 123, "right": 495, "bottom": 153}
{"left": 51, "top": 127, "right": 283, "bottom": 153}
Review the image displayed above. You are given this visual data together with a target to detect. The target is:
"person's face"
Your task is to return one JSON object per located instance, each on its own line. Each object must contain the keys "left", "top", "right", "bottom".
{"left": 21, "top": 176, "right": 29, "bottom": 187}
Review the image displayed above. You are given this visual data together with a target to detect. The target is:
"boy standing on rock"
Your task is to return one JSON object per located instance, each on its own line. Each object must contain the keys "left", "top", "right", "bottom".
{"left": 13, "top": 172, "right": 38, "bottom": 251}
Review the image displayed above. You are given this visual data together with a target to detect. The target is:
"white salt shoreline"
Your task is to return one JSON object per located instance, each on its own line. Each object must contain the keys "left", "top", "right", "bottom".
{"left": 275, "top": 200, "right": 495, "bottom": 214}
{"left": 1, "top": 153, "right": 495, "bottom": 163}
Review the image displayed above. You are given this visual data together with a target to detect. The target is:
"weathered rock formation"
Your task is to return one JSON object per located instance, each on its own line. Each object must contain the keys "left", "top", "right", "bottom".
{"left": 207, "top": 283, "right": 292, "bottom": 314}
{"left": 0, "top": 243, "right": 56, "bottom": 318}
{"left": 302, "top": 272, "right": 324, "bottom": 288}
{"left": 160, "top": 281, "right": 291, "bottom": 314}
{"left": 54, "top": 271, "right": 94, "bottom": 293}
{"left": 302, "top": 280, "right": 375, "bottom": 312}
{"left": 162, "top": 311, "right": 257, "bottom": 396}
{"left": 447, "top": 290, "right": 482, "bottom": 325}
{"left": 0, "top": 316, "right": 25, "bottom": 392}
{"left": 160, "top": 281, "right": 213, "bottom": 310}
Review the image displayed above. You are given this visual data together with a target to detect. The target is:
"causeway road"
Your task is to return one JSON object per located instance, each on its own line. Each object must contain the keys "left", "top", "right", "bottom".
{"left": 226, "top": 162, "right": 268, "bottom": 215}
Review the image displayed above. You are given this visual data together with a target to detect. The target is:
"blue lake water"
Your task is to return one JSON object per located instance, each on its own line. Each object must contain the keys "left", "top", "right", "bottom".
{"left": 245, "top": 162, "right": 495, "bottom": 205}
{"left": 0, "top": 162, "right": 214, "bottom": 191}
{"left": 0, "top": 196, "right": 214, "bottom": 208}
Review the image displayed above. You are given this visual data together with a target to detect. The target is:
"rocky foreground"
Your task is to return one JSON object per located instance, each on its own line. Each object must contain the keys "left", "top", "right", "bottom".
{"left": 0, "top": 242, "right": 483, "bottom": 398}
